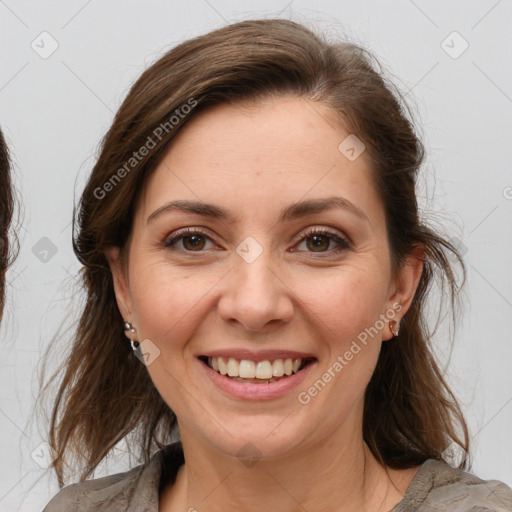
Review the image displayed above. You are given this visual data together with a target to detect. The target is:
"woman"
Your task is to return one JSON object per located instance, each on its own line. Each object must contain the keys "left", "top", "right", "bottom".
{"left": 43, "top": 19, "right": 512, "bottom": 511}
{"left": 0, "top": 127, "right": 14, "bottom": 324}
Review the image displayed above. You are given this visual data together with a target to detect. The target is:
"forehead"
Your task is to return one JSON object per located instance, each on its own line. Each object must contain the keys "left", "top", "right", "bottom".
{"left": 138, "top": 96, "right": 382, "bottom": 225}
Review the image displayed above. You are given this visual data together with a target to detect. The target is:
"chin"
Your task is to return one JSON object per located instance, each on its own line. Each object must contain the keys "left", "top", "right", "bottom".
{"left": 197, "top": 416, "right": 314, "bottom": 463}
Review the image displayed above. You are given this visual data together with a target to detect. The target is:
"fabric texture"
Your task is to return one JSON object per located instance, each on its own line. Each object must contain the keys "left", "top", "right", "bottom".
{"left": 390, "top": 459, "right": 512, "bottom": 511}
{"left": 43, "top": 442, "right": 512, "bottom": 511}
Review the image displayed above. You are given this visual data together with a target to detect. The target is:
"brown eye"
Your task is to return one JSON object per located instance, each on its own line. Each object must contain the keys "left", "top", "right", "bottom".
{"left": 305, "top": 234, "right": 331, "bottom": 252}
{"left": 163, "top": 228, "right": 215, "bottom": 252}
{"left": 181, "top": 234, "right": 206, "bottom": 251}
{"left": 293, "top": 227, "right": 350, "bottom": 255}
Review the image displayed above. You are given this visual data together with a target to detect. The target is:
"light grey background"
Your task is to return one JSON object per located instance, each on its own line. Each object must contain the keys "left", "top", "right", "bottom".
{"left": 1, "top": 0, "right": 511, "bottom": 510}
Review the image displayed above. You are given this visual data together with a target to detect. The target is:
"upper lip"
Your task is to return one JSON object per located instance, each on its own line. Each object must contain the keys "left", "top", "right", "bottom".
{"left": 197, "top": 349, "right": 317, "bottom": 362}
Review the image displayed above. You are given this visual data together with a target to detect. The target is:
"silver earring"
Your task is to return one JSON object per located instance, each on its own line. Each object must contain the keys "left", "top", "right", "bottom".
{"left": 389, "top": 320, "right": 400, "bottom": 338}
{"left": 123, "top": 321, "right": 139, "bottom": 351}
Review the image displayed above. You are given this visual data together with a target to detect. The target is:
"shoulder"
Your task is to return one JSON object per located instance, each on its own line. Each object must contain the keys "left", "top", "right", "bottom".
{"left": 42, "top": 464, "right": 146, "bottom": 512}
{"left": 42, "top": 442, "right": 185, "bottom": 512}
{"left": 394, "top": 459, "right": 512, "bottom": 511}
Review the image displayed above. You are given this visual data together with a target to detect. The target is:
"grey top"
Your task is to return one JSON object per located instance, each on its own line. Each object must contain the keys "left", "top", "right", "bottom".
{"left": 43, "top": 442, "right": 512, "bottom": 511}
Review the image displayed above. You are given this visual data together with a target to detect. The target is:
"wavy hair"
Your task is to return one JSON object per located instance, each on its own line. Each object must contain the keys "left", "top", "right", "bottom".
{"left": 0, "top": 127, "right": 16, "bottom": 322}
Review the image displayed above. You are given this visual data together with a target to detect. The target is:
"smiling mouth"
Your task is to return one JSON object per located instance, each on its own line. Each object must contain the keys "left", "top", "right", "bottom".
{"left": 199, "top": 356, "right": 316, "bottom": 384}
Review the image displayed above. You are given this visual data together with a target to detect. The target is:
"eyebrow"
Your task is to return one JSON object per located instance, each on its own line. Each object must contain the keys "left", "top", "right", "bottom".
{"left": 147, "top": 196, "right": 370, "bottom": 225}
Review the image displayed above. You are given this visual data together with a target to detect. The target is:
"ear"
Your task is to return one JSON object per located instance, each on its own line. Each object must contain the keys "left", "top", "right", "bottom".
{"left": 383, "top": 245, "right": 424, "bottom": 341}
{"left": 105, "top": 246, "right": 133, "bottom": 341}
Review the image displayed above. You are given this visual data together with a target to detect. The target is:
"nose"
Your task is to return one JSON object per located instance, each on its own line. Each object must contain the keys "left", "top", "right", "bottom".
{"left": 217, "top": 251, "right": 294, "bottom": 333}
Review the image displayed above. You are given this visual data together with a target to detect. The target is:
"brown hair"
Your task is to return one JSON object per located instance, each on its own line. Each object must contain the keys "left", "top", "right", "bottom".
{"left": 0, "top": 127, "right": 15, "bottom": 323}
{"left": 44, "top": 18, "right": 469, "bottom": 486}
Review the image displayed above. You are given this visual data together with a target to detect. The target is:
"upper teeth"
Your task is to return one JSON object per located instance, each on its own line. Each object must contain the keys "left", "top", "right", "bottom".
{"left": 208, "top": 357, "right": 303, "bottom": 379}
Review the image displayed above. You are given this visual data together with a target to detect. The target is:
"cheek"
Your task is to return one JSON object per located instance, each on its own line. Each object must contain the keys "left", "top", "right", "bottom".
{"left": 296, "top": 263, "right": 390, "bottom": 344}
{"left": 129, "top": 258, "right": 223, "bottom": 350}
{"left": 129, "top": 253, "right": 390, "bottom": 353}
{"left": 295, "top": 268, "right": 387, "bottom": 409}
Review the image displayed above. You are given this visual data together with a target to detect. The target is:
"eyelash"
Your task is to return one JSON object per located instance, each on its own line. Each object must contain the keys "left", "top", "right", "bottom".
{"left": 162, "top": 226, "right": 351, "bottom": 256}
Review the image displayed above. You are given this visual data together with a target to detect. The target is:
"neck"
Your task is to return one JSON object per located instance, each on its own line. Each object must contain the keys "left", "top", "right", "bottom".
{"left": 161, "top": 424, "right": 414, "bottom": 512}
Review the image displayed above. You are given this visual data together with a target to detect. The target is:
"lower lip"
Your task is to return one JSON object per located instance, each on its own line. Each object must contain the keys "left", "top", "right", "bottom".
{"left": 199, "top": 359, "right": 316, "bottom": 400}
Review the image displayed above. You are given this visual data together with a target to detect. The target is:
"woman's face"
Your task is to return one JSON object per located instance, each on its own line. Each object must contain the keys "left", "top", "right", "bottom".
{"left": 108, "top": 95, "right": 421, "bottom": 460}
